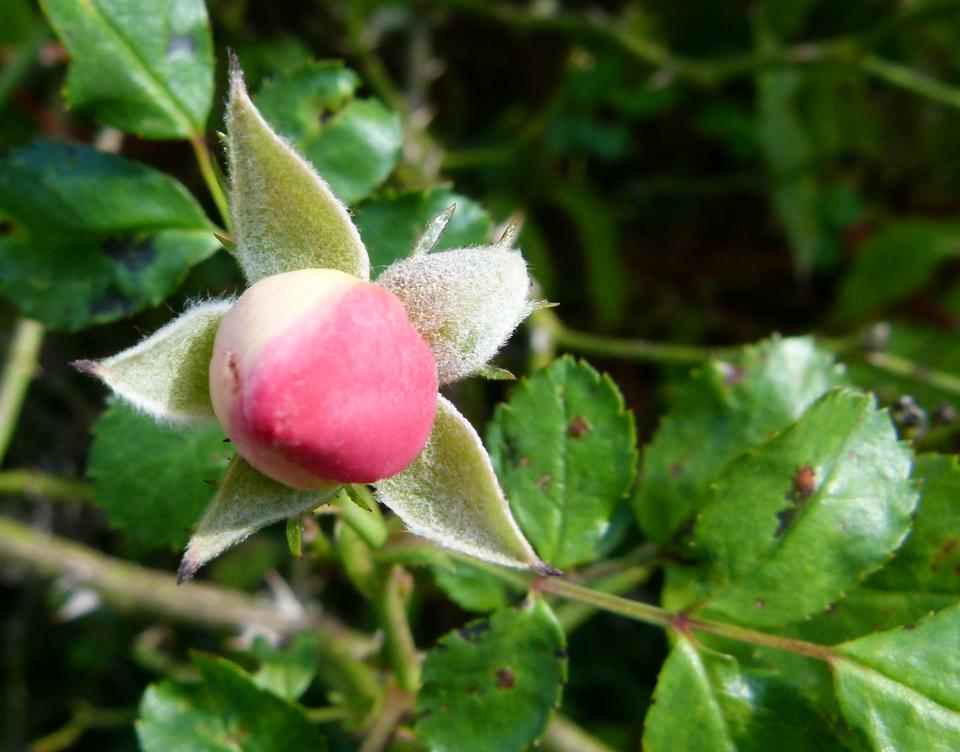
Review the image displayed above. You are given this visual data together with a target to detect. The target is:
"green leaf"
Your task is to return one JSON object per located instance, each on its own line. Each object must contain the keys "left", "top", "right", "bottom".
{"left": 636, "top": 336, "right": 846, "bottom": 544}
{"left": 786, "top": 453, "right": 960, "bottom": 644}
{"left": 834, "top": 606, "right": 960, "bottom": 750}
{"left": 225, "top": 63, "right": 369, "bottom": 282}
{"left": 836, "top": 219, "right": 960, "bottom": 320}
{"left": 251, "top": 633, "right": 320, "bottom": 701}
{"left": 255, "top": 61, "right": 402, "bottom": 204}
{"left": 41, "top": 0, "right": 213, "bottom": 139}
{"left": 417, "top": 598, "right": 567, "bottom": 752}
{"left": 378, "top": 244, "right": 535, "bottom": 384}
{"left": 0, "top": 140, "right": 219, "bottom": 330}
{"left": 374, "top": 397, "right": 547, "bottom": 572}
{"left": 178, "top": 457, "right": 338, "bottom": 582}
{"left": 432, "top": 559, "right": 518, "bottom": 613}
{"left": 644, "top": 637, "right": 848, "bottom": 752}
{"left": 691, "top": 389, "right": 916, "bottom": 628}
{"left": 487, "top": 357, "right": 636, "bottom": 569}
{"left": 88, "top": 401, "right": 232, "bottom": 550}
{"left": 79, "top": 299, "right": 230, "bottom": 423}
{"left": 355, "top": 187, "right": 493, "bottom": 271}
{"left": 137, "top": 653, "right": 327, "bottom": 751}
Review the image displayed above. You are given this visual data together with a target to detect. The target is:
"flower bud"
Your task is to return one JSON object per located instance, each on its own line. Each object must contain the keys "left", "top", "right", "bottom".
{"left": 209, "top": 269, "right": 439, "bottom": 488}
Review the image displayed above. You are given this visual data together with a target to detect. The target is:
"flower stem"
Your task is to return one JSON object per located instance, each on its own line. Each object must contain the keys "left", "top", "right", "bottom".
{"left": 0, "top": 319, "right": 44, "bottom": 466}
{"left": 374, "top": 566, "right": 421, "bottom": 692}
{"left": 0, "top": 470, "right": 94, "bottom": 503}
{"left": 190, "top": 133, "right": 231, "bottom": 230}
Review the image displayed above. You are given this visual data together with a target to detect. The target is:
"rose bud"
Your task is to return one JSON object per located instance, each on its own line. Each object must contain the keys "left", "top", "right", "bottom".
{"left": 209, "top": 268, "right": 439, "bottom": 489}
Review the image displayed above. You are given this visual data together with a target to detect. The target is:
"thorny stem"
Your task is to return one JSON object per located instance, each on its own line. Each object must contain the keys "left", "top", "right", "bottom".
{"left": 0, "top": 319, "right": 45, "bottom": 466}
{"left": 190, "top": 133, "right": 231, "bottom": 230}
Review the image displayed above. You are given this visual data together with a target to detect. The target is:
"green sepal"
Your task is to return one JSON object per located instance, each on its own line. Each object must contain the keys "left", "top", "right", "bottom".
{"left": 225, "top": 60, "right": 370, "bottom": 282}
{"left": 77, "top": 299, "right": 231, "bottom": 423}
{"left": 178, "top": 456, "right": 338, "bottom": 582}
{"left": 375, "top": 396, "right": 549, "bottom": 572}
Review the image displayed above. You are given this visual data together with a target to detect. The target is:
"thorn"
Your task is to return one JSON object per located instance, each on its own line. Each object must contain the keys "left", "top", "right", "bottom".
{"left": 222, "top": 437, "right": 232, "bottom": 443}
{"left": 176, "top": 554, "right": 199, "bottom": 585}
{"left": 498, "top": 212, "right": 525, "bottom": 247}
{"left": 71, "top": 359, "right": 100, "bottom": 375}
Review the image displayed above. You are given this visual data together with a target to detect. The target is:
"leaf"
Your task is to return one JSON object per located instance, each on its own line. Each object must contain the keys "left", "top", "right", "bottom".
{"left": 643, "top": 637, "right": 848, "bottom": 752}
{"left": 487, "top": 357, "right": 636, "bottom": 569}
{"left": 78, "top": 299, "right": 230, "bottom": 423}
{"left": 255, "top": 61, "right": 402, "bottom": 204}
{"left": 251, "top": 633, "right": 320, "bottom": 701}
{"left": 137, "top": 653, "right": 327, "bottom": 751}
{"left": 374, "top": 396, "right": 547, "bottom": 572}
{"left": 552, "top": 181, "right": 627, "bottom": 327}
{"left": 417, "top": 598, "right": 567, "bottom": 752}
{"left": 377, "top": 245, "right": 535, "bottom": 384}
{"left": 41, "top": 0, "right": 213, "bottom": 139}
{"left": 178, "top": 456, "right": 338, "bottom": 582}
{"left": 834, "top": 605, "right": 960, "bottom": 750}
{"left": 0, "top": 140, "right": 219, "bottom": 330}
{"left": 756, "top": 28, "right": 822, "bottom": 274}
{"left": 432, "top": 559, "right": 519, "bottom": 613}
{"left": 786, "top": 453, "right": 960, "bottom": 644}
{"left": 225, "top": 62, "right": 369, "bottom": 283}
{"left": 691, "top": 389, "right": 916, "bottom": 628}
{"left": 836, "top": 219, "right": 960, "bottom": 320}
{"left": 355, "top": 187, "right": 493, "bottom": 271}
{"left": 88, "top": 401, "right": 232, "bottom": 550}
{"left": 636, "top": 336, "right": 846, "bottom": 545}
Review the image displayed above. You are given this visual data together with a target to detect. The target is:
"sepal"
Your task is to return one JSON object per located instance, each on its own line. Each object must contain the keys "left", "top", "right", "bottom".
{"left": 75, "top": 299, "right": 232, "bottom": 423}
{"left": 225, "top": 59, "right": 370, "bottom": 282}
{"left": 374, "top": 396, "right": 549, "bottom": 571}
{"left": 377, "top": 245, "right": 534, "bottom": 383}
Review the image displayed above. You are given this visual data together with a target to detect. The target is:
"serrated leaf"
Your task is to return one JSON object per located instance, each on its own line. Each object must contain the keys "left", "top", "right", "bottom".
{"left": 0, "top": 140, "right": 219, "bottom": 330}
{"left": 356, "top": 187, "right": 493, "bottom": 270}
{"left": 88, "top": 401, "right": 232, "bottom": 550}
{"left": 178, "top": 456, "right": 338, "bottom": 582}
{"left": 432, "top": 559, "right": 519, "bottom": 613}
{"left": 137, "top": 653, "right": 327, "bottom": 751}
{"left": 836, "top": 220, "right": 960, "bottom": 320}
{"left": 834, "top": 605, "right": 960, "bottom": 750}
{"left": 255, "top": 61, "right": 401, "bottom": 204}
{"left": 251, "top": 633, "right": 320, "bottom": 701}
{"left": 487, "top": 357, "right": 636, "bottom": 569}
{"left": 690, "top": 389, "right": 916, "bottom": 628}
{"left": 374, "top": 396, "right": 546, "bottom": 571}
{"left": 80, "top": 299, "right": 230, "bottom": 423}
{"left": 41, "top": 0, "right": 213, "bottom": 139}
{"left": 644, "top": 637, "right": 848, "bottom": 752}
{"left": 786, "top": 453, "right": 960, "bottom": 644}
{"left": 378, "top": 246, "right": 534, "bottom": 384}
{"left": 226, "top": 64, "right": 369, "bottom": 282}
{"left": 417, "top": 598, "right": 566, "bottom": 752}
{"left": 636, "top": 336, "right": 847, "bottom": 544}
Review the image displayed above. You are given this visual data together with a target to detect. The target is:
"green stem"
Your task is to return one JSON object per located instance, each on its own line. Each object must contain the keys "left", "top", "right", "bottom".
{"left": 0, "top": 319, "right": 44, "bottom": 466}
{"left": 859, "top": 53, "right": 960, "bottom": 110}
{"left": 190, "top": 133, "right": 231, "bottom": 229}
{"left": 553, "top": 566, "right": 654, "bottom": 633}
{"left": 0, "top": 470, "right": 94, "bottom": 503}
{"left": 538, "top": 578, "right": 834, "bottom": 661}
{"left": 375, "top": 566, "right": 421, "bottom": 692}
{"left": 358, "top": 685, "right": 415, "bottom": 752}
{"left": 862, "top": 351, "right": 960, "bottom": 397}
{"left": 339, "top": 487, "right": 388, "bottom": 549}
{"left": 28, "top": 703, "right": 134, "bottom": 752}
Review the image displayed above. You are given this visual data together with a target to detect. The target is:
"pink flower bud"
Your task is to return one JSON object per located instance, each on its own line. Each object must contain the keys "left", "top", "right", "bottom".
{"left": 209, "top": 269, "right": 439, "bottom": 488}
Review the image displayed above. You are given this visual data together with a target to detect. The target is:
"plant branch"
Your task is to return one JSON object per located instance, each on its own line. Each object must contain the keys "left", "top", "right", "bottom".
{"left": 0, "top": 319, "right": 45, "bottom": 466}
{"left": 537, "top": 578, "right": 835, "bottom": 661}
{"left": 190, "top": 133, "right": 231, "bottom": 230}
{"left": 374, "top": 566, "right": 421, "bottom": 692}
{"left": 542, "top": 714, "right": 617, "bottom": 752}
{"left": 0, "top": 470, "right": 94, "bottom": 503}
{"left": 0, "top": 515, "right": 372, "bottom": 652}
